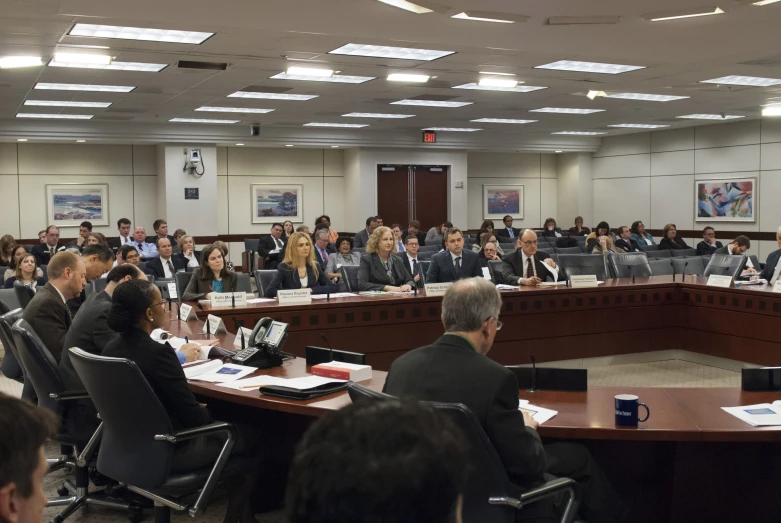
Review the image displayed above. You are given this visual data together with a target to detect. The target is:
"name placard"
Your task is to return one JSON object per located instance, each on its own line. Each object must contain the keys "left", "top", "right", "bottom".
{"left": 569, "top": 275, "right": 598, "bottom": 288}
{"left": 233, "top": 327, "right": 254, "bottom": 348}
{"left": 772, "top": 280, "right": 781, "bottom": 293}
{"left": 706, "top": 274, "right": 733, "bottom": 288}
{"left": 210, "top": 292, "right": 248, "bottom": 308}
{"left": 277, "top": 289, "right": 312, "bottom": 304}
{"left": 424, "top": 282, "right": 453, "bottom": 297}
{"left": 202, "top": 314, "right": 227, "bottom": 334}
{"left": 167, "top": 282, "right": 178, "bottom": 300}
{"left": 178, "top": 303, "right": 197, "bottom": 321}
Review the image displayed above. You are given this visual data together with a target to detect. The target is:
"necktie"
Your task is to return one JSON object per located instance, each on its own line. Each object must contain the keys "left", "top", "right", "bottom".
{"left": 412, "top": 259, "right": 418, "bottom": 276}
{"left": 508, "top": 228, "right": 514, "bottom": 239}
{"left": 455, "top": 256, "right": 461, "bottom": 274}
{"left": 526, "top": 257, "right": 534, "bottom": 278}
{"left": 167, "top": 260, "right": 174, "bottom": 275}
{"left": 321, "top": 248, "right": 327, "bottom": 264}
{"left": 275, "top": 238, "right": 282, "bottom": 249}
{"left": 398, "top": 241, "right": 404, "bottom": 252}
{"left": 49, "top": 246, "right": 55, "bottom": 256}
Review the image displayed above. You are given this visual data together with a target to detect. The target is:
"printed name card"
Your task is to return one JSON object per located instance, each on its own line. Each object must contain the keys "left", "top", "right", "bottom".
{"left": 202, "top": 314, "right": 227, "bottom": 334}
{"left": 424, "top": 282, "right": 453, "bottom": 297}
{"left": 277, "top": 289, "right": 312, "bottom": 304}
{"left": 706, "top": 274, "right": 733, "bottom": 288}
{"left": 210, "top": 292, "right": 248, "bottom": 308}
{"left": 569, "top": 275, "right": 598, "bottom": 288}
{"left": 233, "top": 327, "right": 254, "bottom": 348}
{"left": 178, "top": 303, "right": 197, "bottom": 321}
{"left": 167, "top": 282, "right": 178, "bottom": 300}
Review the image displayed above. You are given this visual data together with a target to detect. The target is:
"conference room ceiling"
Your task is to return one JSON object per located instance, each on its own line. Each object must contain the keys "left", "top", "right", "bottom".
{"left": 1, "top": 0, "right": 780, "bottom": 151}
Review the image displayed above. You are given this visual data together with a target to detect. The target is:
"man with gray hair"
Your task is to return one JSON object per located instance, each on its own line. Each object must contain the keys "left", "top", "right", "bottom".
{"left": 313, "top": 228, "right": 335, "bottom": 268}
{"left": 752, "top": 225, "right": 781, "bottom": 283}
{"left": 384, "top": 278, "right": 627, "bottom": 522}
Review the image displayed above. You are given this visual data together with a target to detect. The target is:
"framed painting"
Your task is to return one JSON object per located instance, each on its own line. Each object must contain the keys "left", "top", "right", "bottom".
{"left": 695, "top": 178, "right": 756, "bottom": 222}
{"left": 483, "top": 184, "right": 524, "bottom": 220}
{"left": 251, "top": 184, "right": 303, "bottom": 224}
{"left": 46, "top": 184, "right": 109, "bottom": 227}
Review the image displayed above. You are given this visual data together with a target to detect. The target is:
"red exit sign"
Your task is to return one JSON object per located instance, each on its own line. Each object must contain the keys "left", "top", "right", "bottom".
{"left": 422, "top": 131, "right": 437, "bottom": 143}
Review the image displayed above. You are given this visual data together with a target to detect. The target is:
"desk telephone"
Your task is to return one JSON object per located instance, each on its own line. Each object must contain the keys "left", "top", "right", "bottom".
{"left": 231, "top": 317, "right": 288, "bottom": 368}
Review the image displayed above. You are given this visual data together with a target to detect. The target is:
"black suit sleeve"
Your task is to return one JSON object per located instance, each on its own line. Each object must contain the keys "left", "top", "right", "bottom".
{"left": 760, "top": 252, "right": 780, "bottom": 281}
{"left": 152, "top": 346, "right": 212, "bottom": 429}
{"left": 313, "top": 269, "right": 337, "bottom": 294}
{"left": 182, "top": 269, "right": 206, "bottom": 301}
{"left": 469, "top": 254, "right": 483, "bottom": 278}
{"left": 501, "top": 258, "right": 521, "bottom": 285}
{"left": 358, "top": 255, "right": 385, "bottom": 291}
{"left": 426, "top": 255, "right": 442, "bottom": 284}
{"left": 265, "top": 266, "right": 286, "bottom": 298}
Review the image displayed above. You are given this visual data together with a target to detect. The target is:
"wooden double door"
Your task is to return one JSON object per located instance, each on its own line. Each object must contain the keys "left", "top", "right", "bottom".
{"left": 376, "top": 165, "right": 448, "bottom": 231}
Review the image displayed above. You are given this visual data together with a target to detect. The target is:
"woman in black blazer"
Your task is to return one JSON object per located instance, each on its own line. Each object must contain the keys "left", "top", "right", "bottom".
{"left": 658, "top": 223, "right": 689, "bottom": 250}
{"left": 358, "top": 226, "right": 414, "bottom": 292}
{"left": 266, "top": 232, "right": 336, "bottom": 298}
{"left": 175, "top": 235, "right": 201, "bottom": 269}
{"left": 181, "top": 243, "right": 237, "bottom": 301}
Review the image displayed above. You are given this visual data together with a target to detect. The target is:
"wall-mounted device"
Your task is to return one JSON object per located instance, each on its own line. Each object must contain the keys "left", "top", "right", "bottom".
{"left": 183, "top": 148, "right": 204, "bottom": 177}
{"left": 250, "top": 124, "right": 261, "bottom": 136}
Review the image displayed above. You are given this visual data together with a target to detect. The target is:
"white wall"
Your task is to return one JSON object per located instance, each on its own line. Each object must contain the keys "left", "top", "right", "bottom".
{"left": 158, "top": 145, "right": 219, "bottom": 237}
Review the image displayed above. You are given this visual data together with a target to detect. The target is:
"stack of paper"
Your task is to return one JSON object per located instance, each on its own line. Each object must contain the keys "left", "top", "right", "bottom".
{"left": 310, "top": 292, "right": 357, "bottom": 299}
{"left": 518, "top": 400, "right": 558, "bottom": 425}
{"left": 496, "top": 284, "right": 520, "bottom": 290}
{"left": 185, "top": 360, "right": 256, "bottom": 383}
{"left": 722, "top": 401, "right": 781, "bottom": 426}
{"left": 735, "top": 279, "right": 768, "bottom": 286}
{"left": 219, "top": 374, "right": 346, "bottom": 392}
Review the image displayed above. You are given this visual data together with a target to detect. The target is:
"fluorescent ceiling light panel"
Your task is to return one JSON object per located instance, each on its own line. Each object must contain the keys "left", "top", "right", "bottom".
{"left": 228, "top": 91, "right": 318, "bottom": 101}
{"left": 329, "top": 43, "right": 454, "bottom": 61}
{"left": 451, "top": 11, "right": 529, "bottom": 23}
{"left": 546, "top": 16, "right": 622, "bottom": 25}
{"left": 700, "top": 75, "right": 781, "bottom": 87}
{"left": 676, "top": 114, "right": 744, "bottom": 120}
{"left": 196, "top": 106, "right": 275, "bottom": 113}
{"left": 453, "top": 83, "right": 546, "bottom": 93}
{"left": 479, "top": 78, "right": 518, "bottom": 88}
{"left": 535, "top": 60, "right": 645, "bottom": 74}
{"left": 270, "top": 73, "right": 374, "bottom": 84}
{"left": 53, "top": 52, "right": 110, "bottom": 65}
{"left": 0, "top": 56, "right": 42, "bottom": 68}
{"left": 604, "top": 93, "right": 689, "bottom": 102}
{"left": 391, "top": 99, "right": 473, "bottom": 107}
{"left": 746, "top": 0, "right": 781, "bottom": 5}
{"left": 552, "top": 131, "right": 608, "bottom": 135}
{"left": 303, "top": 123, "right": 369, "bottom": 128}
{"left": 377, "top": 0, "right": 433, "bottom": 13}
{"left": 643, "top": 6, "right": 724, "bottom": 21}
{"left": 763, "top": 106, "right": 781, "bottom": 116}
{"left": 608, "top": 124, "right": 670, "bottom": 128}
{"left": 34, "top": 82, "right": 135, "bottom": 92}
{"left": 24, "top": 100, "right": 111, "bottom": 108}
{"left": 471, "top": 118, "right": 536, "bottom": 124}
{"left": 479, "top": 71, "right": 515, "bottom": 76}
{"left": 343, "top": 112, "right": 415, "bottom": 118}
{"left": 531, "top": 107, "right": 605, "bottom": 114}
{"left": 49, "top": 60, "right": 167, "bottom": 72}
{"left": 16, "top": 113, "right": 94, "bottom": 119}
{"left": 169, "top": 118, "right": 239, "bottom": 124}
{"left": 286, "top": 66, "right": 333, "bottom": 77}
{"left": 423, "top": 127, "right": 482, "bottom": 131}
{"left": 69, "top": 23, "right": 213, "bottom": 44}
{"left": 387, "top": 73, "right": 430, "bottom": 82}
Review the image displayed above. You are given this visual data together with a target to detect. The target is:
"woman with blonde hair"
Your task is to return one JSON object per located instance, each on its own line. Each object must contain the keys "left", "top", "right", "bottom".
{"left": 357, "top": 226, "right": 414, "bottom": 292}
{"left": 86, "top": 232, "right": 108, "bottom": 246}
{"left": 266, "top": 232, "right": 336, "bottom": 298}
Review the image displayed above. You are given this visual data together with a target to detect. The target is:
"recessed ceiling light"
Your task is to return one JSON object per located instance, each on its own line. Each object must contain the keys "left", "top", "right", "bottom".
{"left": 531, "top": 107, "right": 605, "bottom": 114}
{"left": 676, "top": 114, "right": 744, "bottom": 120}
{"left": 700, "top": 75, "right": 781, "bottom": 87}
{"left": 387, "top": 73, "right": 430, "bottom": 82}
{"left": 16, "top": 113, "right": 94, "bottom": 119}
{"left": 423, "top": 127, "right": 482, "bottom": 132}
{"left": 303, "top": 123, "right": 369, "bottom": 128}
{"left": 391, "top": 99, "right": 473, "bottom": 107}
{"left": 236, "top": 143, "right": 245, "bottom": 146}
{"left": 285, "top": 144, "right": 295, "bottom": 147}
{"left": 763, "top": 106, "right": 781, "bottom": 116}
{"left": 331, "top": 145, "right": 340, "bottom": 148}
{"left": 34, "top": 82, "right": 135, "bottom": 92}
{"left": 453, "top": 83, "right": 546, "bottom": 93}
{"left": 479, "top": 78, "right": 518, "bottom": 88}
{"left": 53, "top": 52, "right": 111, "bottom": 65}
{"left": 329, "top": 43, "right": 454, "bottom": 61}
{"left": 286, "top": 66, "right": 333, "bottom": 77}
{"left": 49, "top": 60, "right": 167, "bottom": 72}
{"left": 604, "top": 93, "right": 689, "bottom": 102}
{"left": 0, "top": 56, "right": 42, "bottom": 69}
{"left": 17, "top": 139, "right": 27, "bottom": 142}
{"left": 479, "top": 71, "right": 515, "bottom": 76}
{"left": 608, "top": 124, "right": 670, "bottom": 129}
{"left": 552, "top": 131, "right": 608, "bottom": 135}
{"left": 643, "top": 6, "right": 724, "bottom": 21}
{"left": 535, "top": 60, "right": 645, "bottom": 74}
{"left": 451, "top": 11, "right": 529, "bottom": 23}
{"left": 196, "top": 106, "right": 275, "bottom": 113}
{"left": 555, "top": 150, "right": 563, "bottom": 153}
{"left": 24, "top": 100, "right": 112, "bottom": 108}
{"left": 270, "top": 73, "right": 375, "bottom": 84}
{"left": 377, "top": 0, "right": 434, "bottom": 13}
{"left": 546, "top": 16, "right": 622, "bottom": 25}
{"left": 228, "top": 91, "right": 318, "bottom": 101}
{"left": 470, "top": 118, "right": 537, "bottom": 124}
{"left": 69, "top": 23, "right": 214, "bottom": 45}
{"left": 169, "top": 118, "right": 239, "bottom": 124}
{"left": 343, "top": 112, "right": 416, "bottom": 118}
{"left": 76, "top": 140, "right": 86, "bottom": 143}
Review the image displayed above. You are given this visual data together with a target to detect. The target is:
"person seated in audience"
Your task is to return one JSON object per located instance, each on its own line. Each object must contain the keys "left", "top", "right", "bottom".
{"left": 395, "top": 234, "right": 424, "bottom": 288}
{"left": 153, "top": 219, "right": 176, "bottom": 247}
{"left": 182, "top": 243, "right": 238, "bottom": 301}
{"left": 286, "top": 400, "right": 468, "bottom": 523}
{"left": 502, "top": 230, "right": 565, "bottom": 285}
{"left": 358, "top": 226, "right": 414, "bottom": 292}
{"left": 630, "top": 221, "right": 655, "bottom": 246}
{"left": 4, "top": 246, "right": 44, "bottom": 282}
{"left": 22, "top": 251, "right": 87, "bottom": 361}
{"left": 108, "top": 217, "right": 132, "bottom": 250}
{"left": 715, "top": 235, "right": 757, "bottom": 277}
{"left": 213, "top": 241, "right": 236, "bottom": 272}
{"left": 326, "top": 236, "right": 361, "bottom": 291}
{"left": 426, "top": 228, "right": 482, "bottom": 284}
{"left": 296, "top": 225, "right": 311, "bottom": 235}
{"left": 586, "top": 221, "right": 611, "bottom": 252}
{"left": 117, "top": 245, "right": 141, "bottom": 268}
{"left": 282, "top": 220, "right": 295, "bottom": 239}
{"left": 496, "top": 215, "right": 520, "bottom": 241}
{"left": 353, "top": 216, "right": 379, "bottom": 249}
{"left": 258, "top": 222, "right": 287, "bottom": 270}
{"left": 474, "top": 232, "right": 504, "bottom": 257}
{"left": 658, "top": 223, "right": 689, "bottom": 250}
{"left": 173, "top": 228, "right": 187, "bottom": 245}
{"left": 614, "top": 226, "right": 642, "bottom": 253}
{"left": 0, "top": 393, "right": 58, "bottom": 523}
{"left": 176, "top": 235, "right": 200, "bottom": 268}
{"left": 375, "top": 216, "right": 384, "bottom": 227}
{"left": 0, "top": 235, "right": 15, "bottom": 266}
{"left": 391, "top": 224, "right": 406, "bottom": 253}
{"left": 312, "top": 228, "right": 336, "bottom": 268}
{"left": 315, "top": 215, "right": 339, "bottom": 243}
{"left": 384, "top": 278, "right": 628, "bottom": 523}
{"left": 38, "top": 230, "right": 47, "bottom": 244}
{"left": 425, "top": 221, "right": 452, "bottom": 246}
{"left": 102, "top": 279, "right": 259, "bottom": 523}
{"left": 568, "top": 216, "right": 591, "bottom": 237}
{"left": 87, "top": 232, "right": 108, "bottom": 246}
{"left": 266, "top": 232, "right": 337, "bottom": 298}
{"left": 145, "top": 237, "right": 186, "bottom": 279}
{"left": 752, "top": 226, "right": 781, "bottom": 283}
{"left": 478, "top": 241, "right": 502, "bottom": 269}
{"left": 4, "top": 254, "right": 45, "bottom": 290}
{"left": 592, "top": 235, "right": 620, "bottom": 255}
{"left": 130, "top": 226, "right": 159, "bottom": 260}
{"left": 696, "top": 226, "right": 723, "bottom": 255}
{"left": 67, "top": 244, "right": 115, "bottom": 317}
{"left": 477, "top": 219, "right": 495, "bottom": 241}
{"left": 31, "top": 225, "right": 65, "bottom": 266}
{"left": 402, "top": 220, "right": 426, "bottom": 246}
{"left": 541, "top": 217, "right": 562, "bottom": 238}
{"left": 66, "top": 221, "right": 92, "bottom": 251}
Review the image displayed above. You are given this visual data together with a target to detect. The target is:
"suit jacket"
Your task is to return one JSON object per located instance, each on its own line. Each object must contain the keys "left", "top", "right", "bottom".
{"left": 425, "top": 249, "right": 483, "bottom": 284}
{"left": 658, "top": 237, "right": 689, "bottom": 250}
{"left": 4, "top": 277, "right": 45, "bottom": 289}
{"left": 265, "top": 262, "right": 336, "bottom": 298}
{"left": 383, "top": 334, "right": 546, "bottom": 488}
{"left": 357, "top": 253, "right": 414, "bottom": 291}
{"left": 181, "top": 268, "right": 238, "bottom": 301}
{"left": 394, "top": 253, "right": 424, "bottom": 288}
{"left": 353, "top": 228, "right": 371, "bottom": 249}
{"left": 175, "top": 250, "right": 201, "bottom": 269}
{"left": 102, "top": 329, "right": 212, "bottom": 430}
{"left": 107, "top": 236, "right": 133, "bottom": 252}
{"left": 22, "top": 282, "right": 72, "bottom": 362}
{"left": 258, "top": 235, "right": 287, "bottom": 269}
{"left": 500, "top": 249, "right": 565, "bottom": 285}
{"left": 631, "top": 233, "right": 656, "bottom": 246}
{"left": 567, "top": 226, "right": 590, "bottom": 237}
{"left": 145, "top": 255, "right": 187, "bottom": 279}
{"left": 713, "top": 245, "right": 731, "bottom": 256}
{"left": 696, "top": 240, "right": 723, "bottom": 256}
{"left": 614, "top": 238, "right": 641, "bottom": 253}
{"left": 495, "top": 227, "right": 521, "bottom": 240}
{"left": 30, "top": 243, "right": 66, "bottom": 266}
{"left": 312, "top": 243, "right": 337, "bottom": 267}
{"left": 760, "top": 249, "right": 781, "bottom": 281}
{"left": 402, "top": 229, "right": 426, "bottom": 247}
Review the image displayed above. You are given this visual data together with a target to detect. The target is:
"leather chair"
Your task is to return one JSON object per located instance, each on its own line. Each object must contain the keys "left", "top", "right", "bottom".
{"left": 417, "top": 250, "right": 434, "bottom": 261}
{"left": 91, "top": 278, "right": 109, "bottom": 295}
{"left": 0, "top": 309, "right": 29, "bottom": 398}
{"left": 68, "top": 348, "right": 255, "bottom": 523}
{"left": 704, "top": 254, "right": 747, "bottom": 279}
{"left": 347, "top": 383, "right": 578, "bottom": 523}
{"left": 0, "top": 265, "right": 7, "bottom": 286}
{"left": 175, "top": 271, "right": 194, "bottom": 300}
{"left": 419, "top": 260, "right": 432, "bottom": 281}
{"left": 418, "top": 245, "right": 440, "bottom": 252}
{"left": 639, "top": 244, "right": 659, "bottom": 252}
{"left": 13, "top": 280, "right": 35, "bottom": 309}
{"left": 553, "top": 246, "right": 582, "bottom": 255}
{"left": 673, "top": 248, "right": 697, "bottom": 258}
{"left": 0, "top": 288, "right": 21, "bottom": 311}
{"left": 557, "top": 254, "right": 608, "bottom": 280}
{"left": 153, "top": 279, "right": 176, "bottom": 300}
{"left": 649, "top": 258, "right": 675, "bottom": 276}
{"left": 243, "top": 238, "right": 260, "bottom": 252}
{"left": 40, "top": 264, "right": 48, "bottom": 280}
{"left": 254, "top": 270, "right": 277, "bottom": 297}
{"left": 647, "top": 249, "right": 672, "bottom": 259}
{"left": 672, "top": 257, "right": 705, "bottom": 277}
{"left": 487, "top": 260, "right": 506, "bottom": 284}
{"left": 609, "top": 253, "right": 652, "bottom": 279}
{"left": 340, "top": 265, "right": 360, "bottom": 292}
{"left": 236, "top": 273, "right": 252, "bottom": 294}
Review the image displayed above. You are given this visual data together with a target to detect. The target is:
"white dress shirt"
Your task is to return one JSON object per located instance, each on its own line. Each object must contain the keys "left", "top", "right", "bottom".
{"left": 160, "top": 256, "right": 174, "bottom": 278}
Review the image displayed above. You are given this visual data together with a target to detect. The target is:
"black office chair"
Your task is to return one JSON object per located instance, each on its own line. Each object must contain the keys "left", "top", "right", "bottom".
{"left": 418, "top": 245, "right": 439, "bottom": 252}
{"left": 12, "top": 280, "right": 35, "bottom": 309}
{"left": 672, "top": 257, "right": 705, "bottom": 277}
{"left": 175, "top": 271, "right": 194, "bottom": 300}
{"left": 673, "top": 248, "right": 697, "bottom": 258}
{"left": 419, "top": 260, "right": 432, "bottom": 281}
{"left": 649, "top": 258, "right": 675, "bottom": 276}
{"left": 137, "top": 261, "right": 147, "bottom": 272}
{"left": 553, "top": 246, "right": 582, "bottom": 255}
{"left": 638, "top": 244, "right": 659, "bottom": 253}
{"left": 0, "top": 265, "right": 8, "bottom": 286}
{"left": 487, "top": 260, "right": 506, "bottom": 284}
{"left": 152, "top": 278, "right": 176, "bottom": 300}
{"left": 68, "top": 348, "right": 255, "bottom": 523}
{"left": 254, "top": 270, "right": 277, "bottom": 297}
{"left": 340, "top": 265, "right": 360, "bottom": 292}
{"left": 0, "top": 309, "right": 28, "bottom": 396}
{"left": 40, "top": 264, "right": 48, "bottom": 280}
{"left": 703, "top": 254, "right": 747, "bottom": 279}
{"left": 557, "top": 254, "right": 608, "bottom": 280}
{"left": 347, "top": 383, "right": 578, "bottom": 523}
{"left": 609, "top": 253, "right": 652, "bottom": 279}
{"left": 236, "top": 273, "right": 252, "bottom": 294}
{"left": 243, "top": 238, "right": 259, "bottom": 252}
{"left": 417, "top": 250, "right": 434, "bottom": 261}
{"left": 647, "top": 249, "right": 672, "bottom": 259}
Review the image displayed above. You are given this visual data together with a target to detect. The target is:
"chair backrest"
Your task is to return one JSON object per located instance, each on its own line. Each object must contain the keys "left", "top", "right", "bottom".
{"left": 0, "top": 288, "right": 20, "bottom": 312}
{"left": 419, "top": 260, "right": 432, "bottom": 280}
{"left": 11, "top": 319, "right": 65, "bottom": 413}
{"left": 0, "top": 309, "right": 25, "bottom": 381}
{"left": 13, "top": 281, "right": 35, "bottom": 309}
{"left": 418, "top": 245, "right": 439, "bottom": 252}
{"left": 639, "top": 244, "right": 659, "bottom": 252}
{"left": 68, "top": 348, "right": 176, "bottom": 488}
{"left": 340, "top": 265, "right": 360, "bottom": 292}
{"left": 749, "top": 255, "right": 761, "bottom": 273}
{"left": 175, "top": 271, "right": 194, "bottom": 300}
{"left": 673, "top": 248, "right": 697, "bottom": 258}
{"left": 417, "top": 250, "right": 435, "bottom": 261}
{"left": 152, "top": 279, "right": 176, "bottom": 300}
{"left": 672, "top": 257, "right": 705, "bottom": 277}
{"left": 244, "top": 238, "right": 260, "bottom": 252}
{"left": 553, "top": 246, "right": 582, "bottom": 255}
{"left": 557, "top": 254, "right": 608, "bottom": 279}
{"left": 537, "top": 247, "right": 553, "bottom": 255}
{"left": 0, "top": 266, "right": 7, "bottom": 286}
{"left": 704, "top": 254, "right": 747, "bottom": 279}
{"left": 649, "top": 258, "right": 675, "bottom": 276}
{"left": 609, "top": 252, "right": 651, "bottom": 278}
{"left": 647, "top": 249, "right": 672, "bottom": 259}
{"left": 487, "top": 260, "right": 505, "bottom": 284}
{"left": 254, "top": 270, "right": 277, "bottom": 297}
{"left": 137, "top": 261, "right": 147, "bottom": 272}
{"left": 39, "top": 264, "right": 47, "bottom": 280}
{"left": 236, "top": 272, "right": 252, "bottom": 294}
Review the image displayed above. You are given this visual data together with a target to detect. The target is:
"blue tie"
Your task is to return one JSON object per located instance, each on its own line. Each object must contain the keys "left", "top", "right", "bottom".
{"left": 412, "top": 259, "right": 418, "bottom": 276}
{"left": 508, "top": 228, "right": 514, "bottom": 239}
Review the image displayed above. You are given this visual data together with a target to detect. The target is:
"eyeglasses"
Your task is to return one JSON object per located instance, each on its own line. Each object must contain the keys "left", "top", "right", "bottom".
{"left": 521, "top": 240, "right": 538, "bottom": 246}
{"left": 488, "top": 317, "right": 503, "bottom": 330}
{"left": 151, "top": 300, "right": 166, "bottom": 309}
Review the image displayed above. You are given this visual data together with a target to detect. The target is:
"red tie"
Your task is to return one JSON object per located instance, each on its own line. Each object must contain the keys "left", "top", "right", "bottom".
{"left": 526, "top": 257, "right": 534, "bottom": 278}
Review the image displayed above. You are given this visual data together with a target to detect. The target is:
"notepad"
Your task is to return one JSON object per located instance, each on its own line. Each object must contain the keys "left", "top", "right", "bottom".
{"left": 186, "top": 361, "right": 255, "bottom": 383}
{"left": 722, "top": 401, "right": 781, "bottom": 426}
{"left": 518, "top": 400, "right": 558, "bottom": 425}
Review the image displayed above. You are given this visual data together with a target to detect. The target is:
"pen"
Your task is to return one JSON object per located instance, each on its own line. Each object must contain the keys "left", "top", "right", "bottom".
{"left": 185, "top": 336, "right": 189, "bottom": 343}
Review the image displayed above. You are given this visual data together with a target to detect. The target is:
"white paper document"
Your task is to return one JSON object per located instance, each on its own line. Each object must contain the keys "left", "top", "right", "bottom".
{"left": 186, "top": 361, "right": 256, "bottom": 383}
{"left": 218, "top": 375, "right": 289, "bottom": 391}
{"left": 722, "top": 401, "right": 781, "bottom": 427}
{"left": 310, "top": 292, "right": 357, "bottom": 299}
{"left": 276, "top": 376, "right": 346, "bottom": 390}
{"left": 537, "top": 281, "right": 566, "bottom": 288}
{"left": 496, "top": 284, "right": 520, "bottom": 290}
{"left": 247, "top": 297, "right": 276, "bottom": 304}
{"left": 735, "top": 279, "right": 767, "bottom": 286}
{"left": 519, "top": 400, "right": 559, "bottom": 425}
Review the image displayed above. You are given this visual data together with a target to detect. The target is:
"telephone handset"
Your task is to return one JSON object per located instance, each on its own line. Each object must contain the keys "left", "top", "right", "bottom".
{"left": 231, "top": 317, "right": 288, "bottom": 368}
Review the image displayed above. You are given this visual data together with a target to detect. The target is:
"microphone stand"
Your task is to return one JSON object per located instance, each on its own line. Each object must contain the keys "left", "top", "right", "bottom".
{"left": 197, "top": 303, "right": 210, "bottom": 337}
{"left": 628, "top": 265, "right": 635, "bottom": 284}
{"left": 526, "top": 353, "right": 538, "bottom": 394}
{"left": 321, "top": 333, "right": 334, "bottom": 363}
{"left": 682, "top": 262, "right": 689, "bottom": 282}
{"left": 670, "top": 260, "right": 676, "bottom": 282}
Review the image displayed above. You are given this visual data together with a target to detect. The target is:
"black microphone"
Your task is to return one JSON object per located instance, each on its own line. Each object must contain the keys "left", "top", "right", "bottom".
{"left": 231, "top": 291, "right": 235, "bottom": 308}
{"left": 167, "top": 297, "right": 172, "bottom": 311}
{"left": 320, "top": 333, "right": 334, "bottom": 362}
{"left": 414, "top": 283, "right": 418, "bottom": 296}
{"left": 628, "top": 265, "right": 634, "bottom": 284}
{"left": 232, "top": 316, "right": 245, "bottom": 350}
{"left": 327, "top": 288, "right": 330, "bottom": 302}
{"left": 670, "top": 260, "right": 676, "bottom": 282}
{"left": 682, "top": 262, "right": 689, "bottom": 282}
{"left": 526, "top": 353, "right": 538, "bottom": 394}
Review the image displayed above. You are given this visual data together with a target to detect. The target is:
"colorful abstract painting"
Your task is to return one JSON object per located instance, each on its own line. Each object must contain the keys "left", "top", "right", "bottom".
{"left": 46, "top": 184, "right": 109, "bottom": 227}
{"left": 695, "top": 179, "right": 756, "bottom": 222}
{"left": 483, "top": 185, "right": 523, "bottom": 220}
{"left": 251, "top": 184, "right": 303, "bottom": 223}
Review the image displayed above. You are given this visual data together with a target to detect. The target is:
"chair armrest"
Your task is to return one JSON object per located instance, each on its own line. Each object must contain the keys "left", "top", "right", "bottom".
{"left": 49, "top": 390, "right": 90, "bottom": 401}
{"left": 154, "top": 421, "right": 235, "bottom": 444}
{"left": 490, "top": 477, "right": 578, "bottom": 523}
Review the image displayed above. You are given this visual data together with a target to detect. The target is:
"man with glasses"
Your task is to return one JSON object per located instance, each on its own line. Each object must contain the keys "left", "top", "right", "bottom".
{"left": 501, "top": 229, "right": 565, "bottom": 286}
{"left": 696, "top": 226, "right": 723, "bottom": 256}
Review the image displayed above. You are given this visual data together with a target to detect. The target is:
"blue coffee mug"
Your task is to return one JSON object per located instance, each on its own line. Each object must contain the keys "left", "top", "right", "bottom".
{"left": 615, "top": 394, "right": 650, "bottom": 427}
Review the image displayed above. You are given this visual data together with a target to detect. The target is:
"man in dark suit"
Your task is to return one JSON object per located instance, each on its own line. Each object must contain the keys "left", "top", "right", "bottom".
{"left": 153, "top": 219, "right": 177, "bottom": 249}
{"left": 145, "top": 237, "right": 186, "bottom": 279}
{"left": 495, "top": 215, "right": 520, "bottom": 241}
{"left": 425, "top": 228, "right": 482, "bottom": 284}
{"left": 402, "top": 220, "right": 426, "bottom": 247}
{"left": 696, "top": 226, "right": 723, "bottom": 256}
{"left": 312, "top": 229, "right": 336, "bottom": 269}
{"left": 755, "top": 230, "right": 781, "bottom": 283}
{"left": 614, "top": 225, "right": 642, "bottom": 253}
{"left": 353, "top": 216, "right": 378, "bottom": 249}
{"left": 22, "top": 251, "right": 87, "bottom": 362}
{"left": 384, "top": 278, "right": 628, "bottom": 522}
{"left": 258, "top": 222, "right": 287, "bottom": 270}
{"left": 30, "top": 225, "right": 65, "bottom": 266}
{"left": 395, "top": 234, "right": 424, "bottom": 288}
{"left": 502, "top": 230, "right": 566, "bottom": 286}
{"left": 107, "top": 217, "right": 132, "bottom": 252}
{"left": 715, "top": 235, "right": 758, "bottom": 278}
